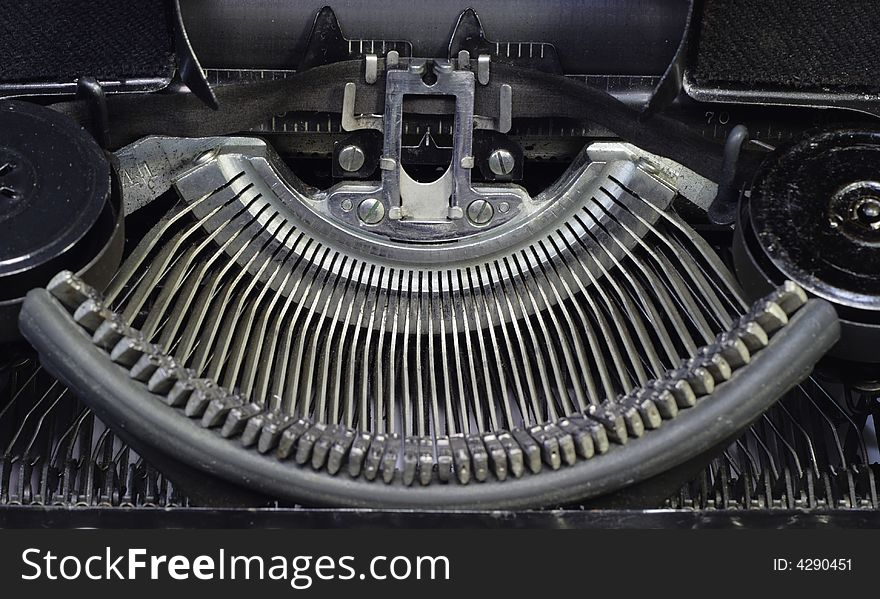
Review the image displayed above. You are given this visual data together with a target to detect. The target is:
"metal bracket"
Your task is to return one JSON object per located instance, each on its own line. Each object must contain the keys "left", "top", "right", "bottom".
{"left": 76, "top": 77, "right": 110, "bottom": 148}
{"left": 332, "top": 55, "right": 519, "bottom": 239}
{"left": 341, "top": 83, "right": 384, "bottom": 132}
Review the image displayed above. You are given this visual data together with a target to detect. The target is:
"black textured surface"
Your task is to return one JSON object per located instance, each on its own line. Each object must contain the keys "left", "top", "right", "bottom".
{"left": 0, "top": 0, "right": 175, "bottom": 83}
{"left": 734, "top": 130, "right": 880, "bottom": 362}
{"left": 693, "top": 0, "right": 880, "bottom": 93}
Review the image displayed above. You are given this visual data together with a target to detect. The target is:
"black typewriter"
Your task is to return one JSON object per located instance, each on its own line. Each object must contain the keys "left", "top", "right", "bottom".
{"left": 0, "top": 0, "right": 878, "bottom": 527}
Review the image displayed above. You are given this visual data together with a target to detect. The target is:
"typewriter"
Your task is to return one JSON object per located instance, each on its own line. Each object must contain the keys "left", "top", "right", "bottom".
{"left": 0, "top": 0, "right": 877, "bottom": 525}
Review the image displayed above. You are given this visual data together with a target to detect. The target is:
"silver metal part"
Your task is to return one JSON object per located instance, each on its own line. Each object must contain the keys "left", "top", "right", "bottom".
{"left": 586, "top": 142, "right": 718, "bottom": 211}
{"left": 341, "top": 82, "right": 383, "bottom": 132}
{"left": 330, "top": 58, "right": 519, "bottom": 241}
{"left": 488, "top": 148, "right": 515, "bottom": 176}
{"left": 113, "top": 125, "right": 709, "bottom": 245}
{"left": 114, "top": 136, "right": 224, "bottom": 214}
{"left": 112, "top": 61, "right": 710, "bottom": 260}
{"left": 156, "top": 135, "right": 677, "bottom": 270}
{"left": 357, "top": 197, "right": 385, "bottom": 224}
{"left": 477, "top": 54, "right": 490, "bottom": 85}
{"left": 338, "top": 144, "right": 366, "bottom": 172}
{"left": 364, "top": 54, "right": 379, "bottom": 84}
{"left": 466, "top": 198, "right": 494, "bottom": 225}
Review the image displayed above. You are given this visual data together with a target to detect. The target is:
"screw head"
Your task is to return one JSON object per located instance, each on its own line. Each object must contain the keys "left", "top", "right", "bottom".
{"left": 488, "top": 149, "right": 515, "bottom": 176}
{"left": 338, "top": 145, "right": 366, "bottom": 172}
{"left": 340, "top": 198, "right": 353, "bottom": 212}
{"left": 828, "top": 180, "right": 880, "bottom": 239}
{"left": 855, "top": 197, "right": 880, "bottom": 231}
{"left": 467, "top": 199, "right": 494, "bottom": 225}
{"left": 358, "top": 198, "right": 385, "bottom": 225}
